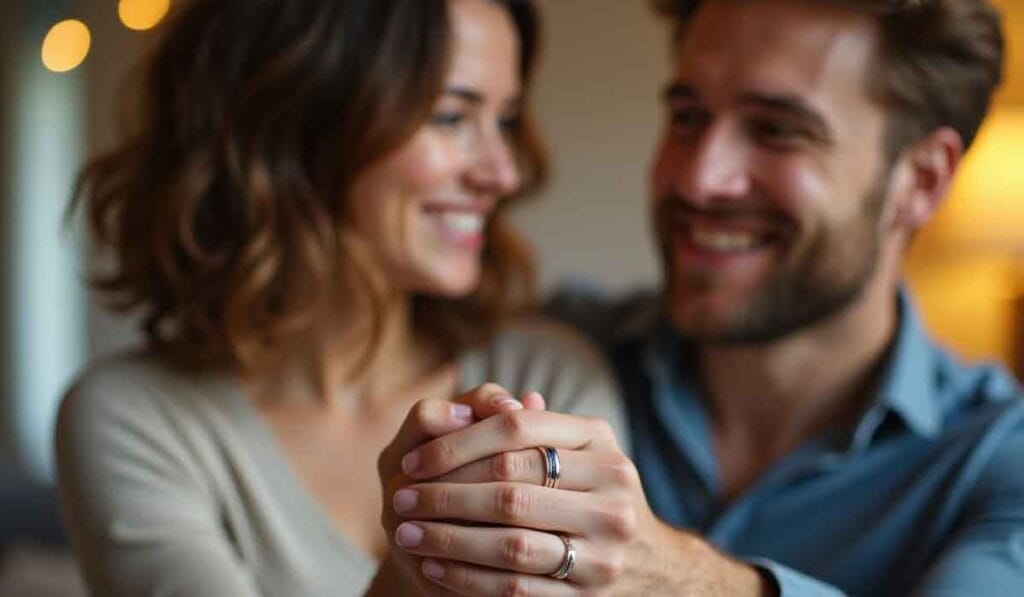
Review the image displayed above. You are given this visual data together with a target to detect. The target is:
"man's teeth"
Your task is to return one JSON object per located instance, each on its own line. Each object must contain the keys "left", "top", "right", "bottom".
{"left": 690, "top": 225, "right": 759, "bottom": 251}
{"left": 438, "top": 212, "right": 484, "bottom": 234}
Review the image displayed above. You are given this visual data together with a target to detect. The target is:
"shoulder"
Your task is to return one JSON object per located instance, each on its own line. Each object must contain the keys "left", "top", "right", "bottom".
{"left": 60, "top": 350, "right": 213, "bottom": 427}
{"left": 927, "top": 352, "right": 1024, "bottom": 504}
{"left": 57, "top": 350, "right": 232, "bottom": 468}
{"left": 951, "top": 398, "right": 1024, "bottom": 524}
{"left": 56, "top": 351, "right": 240, "bottom": 513}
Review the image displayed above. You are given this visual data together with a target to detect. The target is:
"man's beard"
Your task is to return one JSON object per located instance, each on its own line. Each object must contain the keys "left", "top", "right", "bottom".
{"left": 659, "top": 177, "right": 889, "bottom": 345}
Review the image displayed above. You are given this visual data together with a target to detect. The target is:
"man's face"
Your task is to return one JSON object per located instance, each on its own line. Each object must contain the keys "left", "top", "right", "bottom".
{"left": 651, "top": 0, "right": 895, "bottom": 343}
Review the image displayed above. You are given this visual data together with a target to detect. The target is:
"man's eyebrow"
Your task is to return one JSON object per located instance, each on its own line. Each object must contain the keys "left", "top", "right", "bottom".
{"left": 663, "top": 83, "right": 698, "bottom": 102}
{"left": 738, "top": 92, "right": 830, "bottom": 133}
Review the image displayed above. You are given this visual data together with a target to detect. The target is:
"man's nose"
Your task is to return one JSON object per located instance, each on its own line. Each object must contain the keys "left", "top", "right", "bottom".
{"left": 655, "top": 123, "right": 751, "bottom": 205}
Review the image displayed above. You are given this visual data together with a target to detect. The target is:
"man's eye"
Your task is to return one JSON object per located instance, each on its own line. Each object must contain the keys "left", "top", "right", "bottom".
{"left": 749, "top": 119, "right": 806, "bottom": 144}
{"left": 669, "top": 107, "right": 707, "bottom": 134}
{"left": 431, "top": 112, "right": 466, "bottom": 128}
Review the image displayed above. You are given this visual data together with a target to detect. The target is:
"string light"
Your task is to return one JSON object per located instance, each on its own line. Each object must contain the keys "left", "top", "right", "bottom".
{"left": 118, "top": 0, "right": 171, "bottom": 31}
{"left": 41, "top": 19, "right": 91, "bottom": 73}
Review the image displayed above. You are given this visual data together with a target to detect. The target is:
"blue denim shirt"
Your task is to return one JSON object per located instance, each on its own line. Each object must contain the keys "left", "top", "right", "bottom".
{"left": 550, "top": 288, "right": 1024, "bottom": 596}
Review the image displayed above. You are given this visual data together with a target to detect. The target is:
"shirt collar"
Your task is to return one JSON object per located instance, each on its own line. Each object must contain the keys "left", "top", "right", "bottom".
{"left": 868, "top": 289, "right": 943, "bottom": 440}
{"left": 639, "top": 288, "right": 945, "bottom": 447}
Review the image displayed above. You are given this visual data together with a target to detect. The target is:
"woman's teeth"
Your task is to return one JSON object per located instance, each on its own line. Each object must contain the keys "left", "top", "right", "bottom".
{"left": 438, "top": 212, "right": 485, "bottom": 234}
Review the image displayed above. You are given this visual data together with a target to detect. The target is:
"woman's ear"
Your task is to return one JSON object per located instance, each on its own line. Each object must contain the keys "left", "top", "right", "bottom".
{"left": 887, "top": 126, "right": 964, "bottom": 231}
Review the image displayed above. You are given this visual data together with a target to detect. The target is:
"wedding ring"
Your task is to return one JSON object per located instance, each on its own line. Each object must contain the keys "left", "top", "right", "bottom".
{"left": 536, "top": 446, "right": 561, "bottom": 489}
{"left": 550, "top": 534, "right": 576, "bottom": 580}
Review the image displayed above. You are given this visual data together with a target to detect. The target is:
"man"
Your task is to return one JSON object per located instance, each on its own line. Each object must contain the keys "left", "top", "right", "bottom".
{"left": 379, "top": 0, "right": 1024, "bottom": 594}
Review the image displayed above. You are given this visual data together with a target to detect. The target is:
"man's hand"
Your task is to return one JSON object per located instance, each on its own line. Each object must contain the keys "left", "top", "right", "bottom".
{"left": 387, "top": 407, "right": 776, "bottom": 596}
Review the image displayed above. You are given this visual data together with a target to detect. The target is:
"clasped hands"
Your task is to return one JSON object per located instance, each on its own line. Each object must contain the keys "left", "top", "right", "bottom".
{"left": 375, "top": 383, "right": 648, "bottom": 596}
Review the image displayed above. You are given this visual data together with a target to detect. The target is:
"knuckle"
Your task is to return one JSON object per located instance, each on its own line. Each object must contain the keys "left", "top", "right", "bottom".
{"left": 491, "top": 451, "right": 524, "bottom": 482}
{"left": 495, "top": 485, "right": 532, "bottom": 522}
{"left": 495, "top": 410, "right": 529, "bottom": 441}
{"left": 412, "top": 399, "right": 433, "bottom": 424}
{"left": 501, "top": 576, "right": 531, "bottom": 597}
{"left": 590, "top": 418, "right": 617, "bottom": 444}
{"left": 478, "top": 382, "right": 506, "bottom": 397}
{"left": 431, "top": 437, "right": 456, "bottom": 470}
{"left": 591, "top": 550, "right": 625, "bottom": 584}
{"left": 435, "top": 525, "right": 456, "bottom": 556}
{"left": 607, "top": 455, "right": 640, "bottom": 486}
{"left": 599, "top": 500, "right": 637, "bottom": 541}
{"left": 498, "top": 531, "right": 533, "bottom": 568}
{"left": 431, "top": 486, "right": 452, "bottom": 515}
{"left": 444, "top": 564, "right": 473, "bottom": 591}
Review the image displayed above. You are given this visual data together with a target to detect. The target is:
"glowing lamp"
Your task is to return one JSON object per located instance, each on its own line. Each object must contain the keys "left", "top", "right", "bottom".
{"left": 40, "top": 19, "right": 91, "bottom": 73}
{"left": 119, "top": 0, "right": 171, "bottom": 31}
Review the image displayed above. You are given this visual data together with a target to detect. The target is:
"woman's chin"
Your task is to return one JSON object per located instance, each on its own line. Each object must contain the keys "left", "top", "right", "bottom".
{"left": 413, "top": 271, "right": 481, "bottom": 300}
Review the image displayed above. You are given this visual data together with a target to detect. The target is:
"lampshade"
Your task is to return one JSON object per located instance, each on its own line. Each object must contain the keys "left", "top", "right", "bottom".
{"left": 932, "top": 107, "right": 1024, "bottom": 248}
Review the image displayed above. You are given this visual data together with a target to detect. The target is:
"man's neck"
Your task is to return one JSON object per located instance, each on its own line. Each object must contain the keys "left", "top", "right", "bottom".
{"left": 696, "top": 274, "right": 900, "bottom": 496}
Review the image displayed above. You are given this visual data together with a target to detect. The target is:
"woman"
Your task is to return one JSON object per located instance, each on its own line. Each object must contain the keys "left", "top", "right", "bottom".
{"left": 55, "top": 0, "right": 624, "bottom": 595}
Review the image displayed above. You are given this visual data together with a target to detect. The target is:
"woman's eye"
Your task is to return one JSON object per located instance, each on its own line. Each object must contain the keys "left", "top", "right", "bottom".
{"left": 431, "top": 112, "right": 466, "bottom": 128}
{"left": 499, "top": 114, "right": 522, "bottom": 133}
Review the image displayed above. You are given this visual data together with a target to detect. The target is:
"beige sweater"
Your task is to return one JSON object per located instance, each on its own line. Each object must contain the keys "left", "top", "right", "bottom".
{"left": 56, "top": 318, "right": 626, "bottom": 596}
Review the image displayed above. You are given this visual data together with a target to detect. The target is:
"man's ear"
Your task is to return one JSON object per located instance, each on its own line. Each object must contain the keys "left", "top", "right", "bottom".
{"left": 888, "top": 127, "right": 963, "bottom": 231}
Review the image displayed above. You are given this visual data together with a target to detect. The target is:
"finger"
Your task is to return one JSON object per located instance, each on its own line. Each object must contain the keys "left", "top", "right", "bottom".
{"left": 395, "top": 522, "right": 618, "bottom": 587}
{"left": 379, "top": 399, "right": 476, "bottom": 478}
{"left": 436, "top": 448, "right": 638, "bottom": 493}
{"left": 521, "top": 391, "right": 546, "bottom": 411}
{"left": 402, "top": 410, "right": 620, "bottom": 479}
{"left": 421, "top": 559, "right": 576, "bottom": 597}
{"left": 392, "top": 482, "right": 629, "bottom": 538}
{"left": 450, "top": 383, "right": 523, "bottom": 420}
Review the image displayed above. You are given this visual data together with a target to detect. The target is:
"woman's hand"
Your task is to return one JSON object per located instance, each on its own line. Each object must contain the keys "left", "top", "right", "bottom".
{"left": 387, "top": 408, "right": 644, "bottom": 595}
{"left": 372, "top": 384, "right": 543, "bottom": 596}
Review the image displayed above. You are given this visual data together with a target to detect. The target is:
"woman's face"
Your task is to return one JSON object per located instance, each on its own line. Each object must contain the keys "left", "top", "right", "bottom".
{"left": 348, "top": 0, "right": 523, "bottom": 297}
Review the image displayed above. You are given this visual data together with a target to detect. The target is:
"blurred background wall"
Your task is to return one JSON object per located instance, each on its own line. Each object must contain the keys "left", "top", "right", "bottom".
{"left": 0, "top": 0, "right": 1021, "bottom": 487}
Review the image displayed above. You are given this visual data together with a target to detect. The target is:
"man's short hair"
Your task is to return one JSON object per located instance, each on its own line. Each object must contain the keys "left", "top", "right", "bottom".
{"left": 652, "top": 0, "right": 1005, "bottom": 159}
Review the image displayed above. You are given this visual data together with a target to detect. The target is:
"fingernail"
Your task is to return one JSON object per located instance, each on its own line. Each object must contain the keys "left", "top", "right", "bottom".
{"left": 401, "top": 451, "right": 420, "bottom": 475}
{"left": 393, "top": 489, "right": 418, "bottom": 513}
{"left": 395, "top": 522, "right": 424, "bottom": 547}
{"left": 451, "top": 403, "right": 473, "bottom": 423}
{"left": 422, "top": 559, "right": 446, "bottom": 580}
{"left": 490, "top": 392, "right": 521, "bottom": 409}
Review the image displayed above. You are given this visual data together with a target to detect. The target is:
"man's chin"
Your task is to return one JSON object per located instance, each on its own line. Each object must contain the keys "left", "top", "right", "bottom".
{"left": 666, "top": 293, "right": 740, "bottom": 342}
{"left": 665, "top": 286, "right": 781, "bottom": 345}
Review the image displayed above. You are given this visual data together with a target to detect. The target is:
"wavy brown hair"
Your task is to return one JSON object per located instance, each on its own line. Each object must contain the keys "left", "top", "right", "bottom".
{"left": 73, "top": 0, "right": 547, "bottom": 373}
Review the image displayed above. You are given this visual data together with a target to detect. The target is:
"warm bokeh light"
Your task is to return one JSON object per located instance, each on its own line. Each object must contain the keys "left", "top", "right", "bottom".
{"left": 118, "top": 0, "right": 171, "bottom": 31}
{"left": 931, "top": 108, "right": 1024, "bottom": 245}
{"left": 906, "top": 106, "right": 1024, "bottom": 377}
{"left": 41, "top": 19, "right": 91, "bottom": 73}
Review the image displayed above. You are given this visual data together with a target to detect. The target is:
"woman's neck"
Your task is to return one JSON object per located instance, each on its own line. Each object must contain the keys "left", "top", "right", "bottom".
{"left": 252, "top": 292, "right": 453, "bottom": 412}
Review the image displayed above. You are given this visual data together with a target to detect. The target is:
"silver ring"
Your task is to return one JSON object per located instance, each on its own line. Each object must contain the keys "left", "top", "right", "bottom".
{"left": 550, "top": 534, "right": 576, "bottom": 580}
{"left": 536, "top": 446, "right": 561, "bottom": 489}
